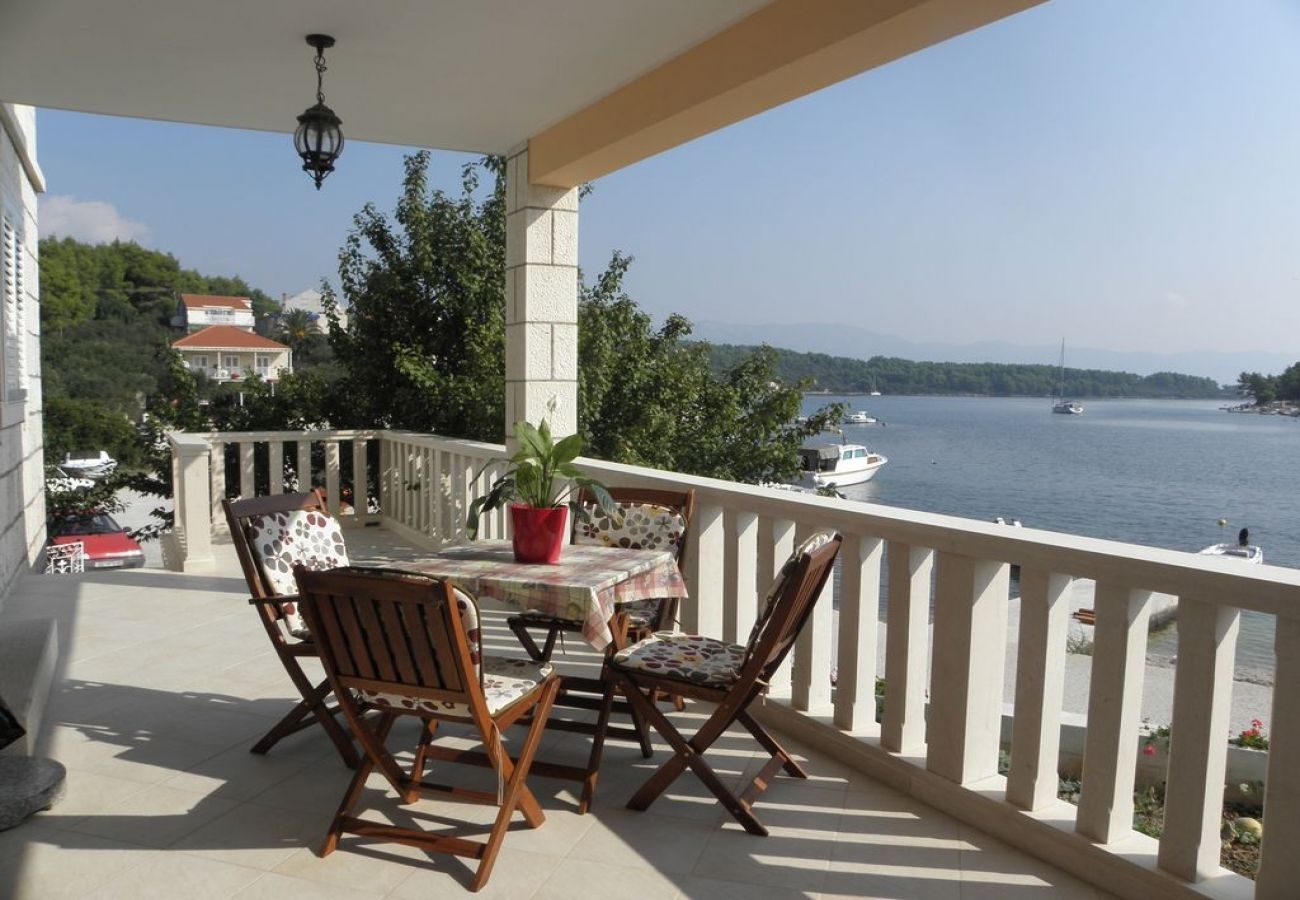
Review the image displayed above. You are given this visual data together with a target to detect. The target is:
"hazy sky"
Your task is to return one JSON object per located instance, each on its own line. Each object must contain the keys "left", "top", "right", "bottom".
{"left": 33, "top": 0, "right": 1300, "bottom": 358}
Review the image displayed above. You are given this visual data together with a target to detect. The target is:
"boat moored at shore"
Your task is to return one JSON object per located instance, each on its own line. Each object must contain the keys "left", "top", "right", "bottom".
{"left": 798, "top": 442, "right": 887, "bottom": 488}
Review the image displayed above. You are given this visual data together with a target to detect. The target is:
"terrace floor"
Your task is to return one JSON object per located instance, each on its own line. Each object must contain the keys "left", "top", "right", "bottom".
{"left": 0, "top": 526, "right": 1112, "bottom": 899}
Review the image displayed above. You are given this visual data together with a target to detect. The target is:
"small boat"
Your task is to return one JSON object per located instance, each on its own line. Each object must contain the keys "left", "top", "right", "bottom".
{"left": 1200, "top": 528, "right": 1263, "bottom": 565}
{"left": 1051, "top": 339, "right": 1083, "bottom": 415}
{"left": 58, "top": 449, "right": 117, "bottom": 480}
{"left": 845, "top": 410, "right": 877, "bottom": 425}
{"left": 798, "top": 442, "right": 887, "bottom": 489}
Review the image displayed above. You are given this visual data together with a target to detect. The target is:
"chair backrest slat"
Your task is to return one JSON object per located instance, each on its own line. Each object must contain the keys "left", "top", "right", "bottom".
{"left": 296, "top": 568, "right": 473, "bottom": 699}
{"left": 747, "top": 534, "right": 841, "bottom": 683}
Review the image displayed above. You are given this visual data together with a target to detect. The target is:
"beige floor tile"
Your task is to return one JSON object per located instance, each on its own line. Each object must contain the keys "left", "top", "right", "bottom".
{"left": 388, "top": 847, "right": 564, "bottom": 899}
{"left": 0, "top": 831, "right": 153, "bottom": 900}
{"left": 564, "top": 806, "right": 717, "bottom": 873}
{"left": 691, "top": 826, "right": 832, "bottom": 893}
{"left": 158, "top": 742, "right": 328, "bottom": 802}
{"left": 239, "top": 754, "right": 356, "bottom": 814}
{"left": 62, "top": 782, "right": 242, "bottom": 848}
{"left": 170, "top": 802, "right": 326, "bottom": 870}
{"left": 0, "top": 820, "right": 67, "bottom": 862}
{"left": 81, "top": 849, "right": 265, "bottom": 899}
{"left": 271, "top": 843, "right": 426, "bottom": 896}
{"left": 42, "top": 725, "right": 228, "bottom": 786}
{"left": 672, "top": 874, "right": 818, "bottom": 900}
{"left": 32, "top": 767, "right": 152, "bottom": 822}
{"left": 533, "top": 856, "right": 680, "bottom": 900}
{"left": 229, "top": 871, "right": 386, "bottom": 899}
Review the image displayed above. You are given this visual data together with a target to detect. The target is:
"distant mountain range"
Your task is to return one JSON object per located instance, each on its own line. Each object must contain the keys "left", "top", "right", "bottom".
{"left": 691, "top": 321, "right": 1293, "bottom": 385}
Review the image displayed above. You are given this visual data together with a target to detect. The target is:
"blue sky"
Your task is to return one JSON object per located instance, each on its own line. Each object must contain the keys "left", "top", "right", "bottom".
{"left": 35, "top": 0, "right": 1300, "bottom": 363}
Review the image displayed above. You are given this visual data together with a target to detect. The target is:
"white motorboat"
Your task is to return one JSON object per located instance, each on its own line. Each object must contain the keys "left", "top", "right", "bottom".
{"left": 798, "top": 442, "right": 887, "bottom": 489}
{"left": 1200, "top": 528, "right": 1263, "bottom": 565}
{"left": 845, "top": 410, "right": 877, "bottom": 425}
{"left": 58, "top": 450, "right": 117, "bottom": 479}
{"left": 1051, "top": 339, "right": 1083, "bottom": 415}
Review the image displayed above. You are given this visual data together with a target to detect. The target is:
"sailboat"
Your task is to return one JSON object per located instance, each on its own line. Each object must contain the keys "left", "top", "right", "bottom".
{"left": 1051, "top": 340, "right": 1083, "bottom": 415}
{"left": 868, "top": 375, "right": 882, "bottom": 397}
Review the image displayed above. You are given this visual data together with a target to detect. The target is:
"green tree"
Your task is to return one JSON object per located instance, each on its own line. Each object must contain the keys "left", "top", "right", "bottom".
{"left": 278, "top": 309, "right": 315, "bottom": 354}
{"left": 325, "top": 152, "right": 506, "bottom": 439}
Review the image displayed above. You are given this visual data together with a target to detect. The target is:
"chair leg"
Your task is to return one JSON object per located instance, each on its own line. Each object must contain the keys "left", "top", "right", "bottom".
{"left": 409, "top": 718, "right": 438, "bottom": 784}
{"left": 321, "top": 711, "right": 398, "bottom": 857}
{"left": 620, "top": 677, "right": 768, "bottom": 836}
{"left": 251, "top": 677, "right": 360, "bottom": 769}
{"left": 580, "top": 673, "right": 619, "bottom": 814}
{"left": 737, "top": 709, "right": 807, "bottom": 779}
{"left": 507, "top": 616, "right": 548, "bottom": 662}
{"left": 472, "top": 678, "right": 559, "bottom": 892}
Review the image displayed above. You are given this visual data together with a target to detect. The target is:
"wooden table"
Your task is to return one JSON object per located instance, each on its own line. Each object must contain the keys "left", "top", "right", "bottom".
{"left": 396, "top": 540, "right": 689, "bottom": 808}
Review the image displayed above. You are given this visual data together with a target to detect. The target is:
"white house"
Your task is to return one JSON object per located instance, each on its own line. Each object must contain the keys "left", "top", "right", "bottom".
{"left": 0, "top": 103, "right": 44, "bottom": 602}
{"left": 173, "top": 293, "right": 255, "bottom": 332}
{"left": 280, "top": 287, "right": 344, "bottom": 333}
{"left": 172, "top": 325, "right": 292, "bottom": 383}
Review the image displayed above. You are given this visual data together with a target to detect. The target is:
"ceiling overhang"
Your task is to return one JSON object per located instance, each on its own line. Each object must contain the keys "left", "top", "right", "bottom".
{"left": 0, "top": 0, "right": 1042, "bottom": 188}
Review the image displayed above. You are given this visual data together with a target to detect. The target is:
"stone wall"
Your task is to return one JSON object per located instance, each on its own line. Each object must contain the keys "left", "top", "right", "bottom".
{"left": 0, "top": 103, "right": 45, "bottom": 610}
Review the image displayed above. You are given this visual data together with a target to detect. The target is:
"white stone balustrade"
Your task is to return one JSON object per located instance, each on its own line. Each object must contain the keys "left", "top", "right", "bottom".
{"left": 168, "top": 427, "right": 1300, "bottom": 900}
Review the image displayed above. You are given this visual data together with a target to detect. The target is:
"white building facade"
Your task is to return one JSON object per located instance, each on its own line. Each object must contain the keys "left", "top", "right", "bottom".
{"left": 0, "top": 103, "right": 45, "bottom": 608}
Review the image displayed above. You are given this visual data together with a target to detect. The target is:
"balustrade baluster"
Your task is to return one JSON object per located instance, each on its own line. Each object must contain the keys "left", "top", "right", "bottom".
{"left": 296, "top": 440, "right": 312, "bottom": 496}
{"left": 882, "top": 543, "right": 933, "bottom": 753}
{"left": 1159, "top": 597, "right": 1240, "bottom": 881}
{"left": 1007, "top": 568, "right": 1072, "bottom": 810}
{"left": 352, "top": 439, "right": 368, "bottom": 520}
{"left": 325, "top": 441, "right": 341, "bottom": 516}
{"left": 268, "top": 441, "right": 283, "bottom": 494}
{"left": 793, "top": 523, "right": 834, "bottom": 711}
{"left": 684, "top": 504, "right": 725, "bottom": 637}
{"left": 239, "top": 441, "right": 256, "bottom": 499}
{"left": 835, "top": 534, "right": 883, "bottom": 731}
{"left": 1257, "top": 617, "right": 1300, "bottom": 896}
{"left": 723, "top": 510, "right": 758, "bottom": 643}
{"left": 759, "top": 518, "right": 797, "bottom": 697}
{"left": 927, "top": 552, "right": 1010, "bottom": 784}
{"left": 209, "top": 442, "right": 226, "bottom": 519}
{"left": 1077, "top": 583, "right": 1152, "bottom": 843}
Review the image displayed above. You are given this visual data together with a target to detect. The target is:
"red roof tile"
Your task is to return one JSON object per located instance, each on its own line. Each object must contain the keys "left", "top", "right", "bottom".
{"left": 172, "top": 326, "right": 289, "bottom": 350}
{"left": 180, "top": 293, "right": 252, "bottom": 310}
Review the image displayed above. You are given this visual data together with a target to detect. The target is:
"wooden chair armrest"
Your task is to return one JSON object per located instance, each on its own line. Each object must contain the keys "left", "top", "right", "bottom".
{"left": 247, "top": 594, "right": 296, "bottom": 608}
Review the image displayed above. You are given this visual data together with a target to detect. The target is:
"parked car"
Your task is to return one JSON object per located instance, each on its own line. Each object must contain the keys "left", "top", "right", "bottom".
{"left": 48, "top": 512, "right": 145, "bottom": 570}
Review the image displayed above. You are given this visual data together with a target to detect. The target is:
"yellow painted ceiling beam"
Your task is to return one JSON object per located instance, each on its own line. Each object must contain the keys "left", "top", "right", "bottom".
{"left": 528, "top": 0, "right": 1044, "bottom": 187}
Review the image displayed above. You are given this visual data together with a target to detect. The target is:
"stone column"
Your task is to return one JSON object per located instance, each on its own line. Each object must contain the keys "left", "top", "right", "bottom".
{"left": 504, "top": 145, "right": 579, "bottom": 440}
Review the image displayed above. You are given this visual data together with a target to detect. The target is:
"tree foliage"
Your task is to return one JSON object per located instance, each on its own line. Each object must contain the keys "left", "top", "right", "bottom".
{"left": 324, "top": 152, "right": 506, "bottom": 439}
{"left": 1237, "top": 365, "right": 1300, "bottom": 405}
{"left": 708, "top": 345, "right": 1229, "bottom": 399}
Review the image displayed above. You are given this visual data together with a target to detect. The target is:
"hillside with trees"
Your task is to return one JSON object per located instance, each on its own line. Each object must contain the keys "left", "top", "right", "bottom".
{"left": 707, "top": 344, "right": 1229, "bottom": 399}
{"left": 1236, "top": 366, "right": 1300, "bottom": 405}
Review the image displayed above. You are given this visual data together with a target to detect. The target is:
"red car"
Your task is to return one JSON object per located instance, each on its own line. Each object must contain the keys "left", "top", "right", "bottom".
{"left": 48, "top": 512, "right": 145, "bottom": 570}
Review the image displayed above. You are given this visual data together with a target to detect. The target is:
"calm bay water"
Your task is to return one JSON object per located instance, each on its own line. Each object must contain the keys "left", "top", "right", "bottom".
{"left": 800, "top": 395, "right": 1300, "bottom": 682}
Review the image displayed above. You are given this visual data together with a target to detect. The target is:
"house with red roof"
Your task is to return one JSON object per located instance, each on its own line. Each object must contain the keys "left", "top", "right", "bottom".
{"left": 173, "top": 293, "right": 255, "bottom": 332}
{"left": 172, "top": 325, "right": 292, "bottom": 383}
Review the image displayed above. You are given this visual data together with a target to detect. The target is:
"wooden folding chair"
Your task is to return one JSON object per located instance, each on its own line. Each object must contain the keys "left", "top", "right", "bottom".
{"left": 222, "top": 490, "right": 359, "bottom": 766}
{"left": 599, "top": 531, "right": 841, "bottom": 835}
{"left": 294, "top": 567, "right": 560, "bottom": 893}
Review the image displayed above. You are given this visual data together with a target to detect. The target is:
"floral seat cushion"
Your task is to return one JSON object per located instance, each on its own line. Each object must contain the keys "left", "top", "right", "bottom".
{"left": 612, "top": 633, "right": 746, "bottom": 688}
{"left": 359, "top": 656, "right": 553, "bottom": 719}
{"left": 248, "top": 509, "right": 350, "bottom": 637}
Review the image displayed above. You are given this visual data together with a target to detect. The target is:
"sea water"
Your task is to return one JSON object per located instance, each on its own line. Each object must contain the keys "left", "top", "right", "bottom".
{"left": 800, "top": 395, "right": 1300, "bottom": 683}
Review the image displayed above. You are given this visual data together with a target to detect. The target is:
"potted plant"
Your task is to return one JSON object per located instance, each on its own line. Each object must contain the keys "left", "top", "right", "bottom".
{"left": 466, "top": 419, "right": 616, "bottom": 564}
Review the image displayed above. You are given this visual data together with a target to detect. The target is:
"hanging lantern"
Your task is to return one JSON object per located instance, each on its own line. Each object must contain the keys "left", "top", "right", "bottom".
{"left": 293, "top": 34, "right": 344, "bottom": 190}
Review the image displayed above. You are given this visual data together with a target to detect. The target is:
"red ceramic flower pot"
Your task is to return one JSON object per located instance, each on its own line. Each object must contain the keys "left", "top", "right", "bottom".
{"left": 510, "top": 504, "right": 569, "bottom": 564}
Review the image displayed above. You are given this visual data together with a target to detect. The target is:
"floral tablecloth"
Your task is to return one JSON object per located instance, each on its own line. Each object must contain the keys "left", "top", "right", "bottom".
{"left": 401, "top": 541, "right": 688, "bottom": 650}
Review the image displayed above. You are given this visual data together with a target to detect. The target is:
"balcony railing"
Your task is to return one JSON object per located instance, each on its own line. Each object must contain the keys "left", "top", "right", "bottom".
{"left": 169, "top": 427, "right": 1300, "bottom": 899}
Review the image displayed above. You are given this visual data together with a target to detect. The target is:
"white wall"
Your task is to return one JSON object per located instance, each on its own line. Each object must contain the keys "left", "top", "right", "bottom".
{"left": 0, "top": 103, "right": 45, "bottom": 607}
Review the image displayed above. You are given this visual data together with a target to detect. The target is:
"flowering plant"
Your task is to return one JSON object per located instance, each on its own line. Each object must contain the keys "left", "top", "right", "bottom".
{"left": 1231, "top": 718, "right": 1269, "bottom": 750}
{"left": 1142, "top": 722, "right": 1171, "bottom": 757}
